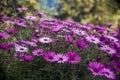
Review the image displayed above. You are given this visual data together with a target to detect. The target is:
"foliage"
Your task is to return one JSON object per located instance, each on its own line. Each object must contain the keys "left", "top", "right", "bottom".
{"left": 56, "top": 0, "right": 120, "bottom": 29}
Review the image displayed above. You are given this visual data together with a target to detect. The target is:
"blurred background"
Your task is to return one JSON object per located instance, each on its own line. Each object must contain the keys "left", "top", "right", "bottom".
{"left": 0, "top": 0, "right": 120, "bottom": 29}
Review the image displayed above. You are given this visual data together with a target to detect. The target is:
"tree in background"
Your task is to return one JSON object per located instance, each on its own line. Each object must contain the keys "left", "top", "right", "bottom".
{"left": 56, "top": 0, "right": 120, "bottom": 29}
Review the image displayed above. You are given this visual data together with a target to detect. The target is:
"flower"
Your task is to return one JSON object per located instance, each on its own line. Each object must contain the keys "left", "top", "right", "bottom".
{"left": 75, "top": 39, "right": 89, "bottom": 49}
{"left": 39, "top": 37, "right": 53, "bottom": 43}
{"left": 99, "top": 45, "right": 116, "bottom": 55}
{"left": 22, "top": 55, "right": 34, "bottom": 61}
{"left": 54, "top": 54, "right": 68, "bottom": 63}
{"left": 66, "top": 51, "right": 81, "bottom": 64}
{"left": 71, "top": 28, "right": 87, "bottom": 36}
{"left": 65, "top": 35, "right": 73, "bottom": 44}
{"left": 25, "top": 16, "right": 37, "bottom": 21}
{"left": 103, "top": 68, "right": 115, "bottom": 79}
{"left": 32, "top": 48, "right": 43, "bottom": 56}
{"left": 52, "top": 24, "right": 65, "bottom": 32}
{"left": 20, "top": 40, "right": 37, "bottom": 47}
{"left": 85, "top": 35, "right": 100, "bottom": 44}
{"left": 34, "top": 11, "right": 46, "bottom": 18}
{"left": 17, "top": 7, "right": 28, "bottom": 12}
{"left": 0, "top": 43, "right": 12, "bottom": 51}
{"left": 43, "top": 51, "right": 56, "bottom": 62}
{"left": 88, "top": 62, "right": 105, "bottom": 76}
{"left": 104, "top": 35, "right": 119, "bottom": 42}
{"left": 6, "top": 28, "right": 19, "bottom": 34}
{"left": 14, "top": 44, "right": 28, "bottom": 52}
{"left": 0, "top": 32, "right": 10, "bottom": 39}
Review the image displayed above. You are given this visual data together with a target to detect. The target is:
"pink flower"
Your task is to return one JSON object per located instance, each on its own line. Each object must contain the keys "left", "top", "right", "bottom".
{"left": 85, "top": 35, "right": 100, "bottom": 44}
{"left": 0, "top": 32, "right": 10, "bottom": 39}
{"left": 43, "top": 51, "right": 56, "bottom": 62}
{"left": 103, "top": 68, "right": 115, "bottom": 79}
{"left": 6, "top": 28, "right": 19, "bottom": 34}
{"left": 54, "top": 54, "right": 68, "bottom": 63}
{"left": 88, "top": 62, "right": 105, "bottom": 76}
{"left": 32, "top": 48, "right": 43, "bottom": 56}
{"left": 65, "top": 35, "right": 73, "bottom": 44}
{"left": 66, "top": 51, "right": 81, "bottom": 64}
{"left": 75, "top": 39, "right": 89, "bottom": 49}
{"left": 99, "top": 45, "right": 116, "bottom": 55}
{"left": 23, "top": 55, "right": 34, "bottom": 61}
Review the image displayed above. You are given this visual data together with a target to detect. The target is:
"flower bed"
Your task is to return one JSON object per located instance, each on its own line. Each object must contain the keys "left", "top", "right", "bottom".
{"left": 0, "top": 8, "right": 120, "bottom": 80}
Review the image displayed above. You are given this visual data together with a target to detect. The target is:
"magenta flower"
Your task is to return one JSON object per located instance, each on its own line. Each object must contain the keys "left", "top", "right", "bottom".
{"left": 0, "top": 43, "right": 12, "bottom": 50}
{"left": 0, "top": 32, "right": 10, "bottom": 39}
{"left": 6, "top": 28, "right": 19, "bottom": 34}
{"left": 99, "top": 45, "right": 116, "bottom": 55}
{"left": 103, "top": 68, "right": 115, "bottom": 79}
{"left": 34, "top": 11, "right": 46, "bottom": 18}
{"left": 65, "top": 35, "right": 73, "bottom": 44}
{"left": 20, "top": 40, "right": 37, "bottom": 47}
{"left": 54, "top": 54, "right": 68, "bottom": 63}
{"left": 85, "top": 35, "right": 100, "bottom": 44}
{"left": 32, "top": 48, "right": 43, "bottom": 56}
{"left": 52, "top": 25, "right": 64, "bottom": 32}
{"left": 43, "top": 51, "right": 56, "bottom": 62}
{"left": 88, "top": 62, "right": 105, "bottom": 76}
{"left": 71, "top": 28, "right": 87, "bottom": 36}
{"left": 75, "top": 39, "right": 89, "bottom": 49}
{"left": 23, "top": 55, "right": 34, "bottom": 61}
{"left": 66, "top": 51, "right": 81, "bottom": 64}
{"left": 104, "top": 35, "right": 119, "bottom": 42}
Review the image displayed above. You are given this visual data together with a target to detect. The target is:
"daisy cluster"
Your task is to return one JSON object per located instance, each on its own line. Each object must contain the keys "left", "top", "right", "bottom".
{"left": 0, "top": 8, "right": 120, "bottom": 80}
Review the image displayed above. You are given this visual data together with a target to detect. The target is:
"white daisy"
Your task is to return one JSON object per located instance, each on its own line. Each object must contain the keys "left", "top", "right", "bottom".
{"left": 39, "top": 37, "right": 53, "bottom": 43}
{"left": 15, "top": 44, "right": 28, "bottom": 52}
{"left": 85, "top": 35, "right": 100, "bottom": 44}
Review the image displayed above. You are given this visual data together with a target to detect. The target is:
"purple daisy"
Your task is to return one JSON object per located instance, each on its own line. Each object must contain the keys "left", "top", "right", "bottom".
{"left": 71, "top": 28, "right": 87, "bottom": 36}
{"left": 39, "top": 37, "right": 53, "bottom": 43}
{"left": 22, "top": 55, "right": 34, "bottom": 61}
{"left": 6, "top": 28, "right": 19, "bottom": 34}
{"left": 0, "top": 43, "right": 13, "bottom": 51}
{"left": 75, "top": 39, "right": 89, "bottom": 49}
{"left": 85, "top": 35, "right": 100, "bottom": 44}
{"left": 104, "top": 35, "right": 119, "bottom": 42}
{"left": 0, "top": 32, "right": 10, "bottom": 39}
{"left": 66, "top": 51, "right": 81, "bottom": 64}
{"left": 32, "top": 48, "right": 43, "bottom": 56}
{"left": 103, "top": 68, "right": 115, "bottom": 79}
{"left": 99, "top": 45, "right": 116, "bottom": 55}
{"left": 54, "top": 54, "right": 68, "bottom": 63}
{"left": 43, "top": 51, "right": 56, "bottom": 62}
{"left": 88, "top": 62, "right": 105, "bottom": 76}
{"left": 0, "top": 43, "right": 12, "bottom": 50}
{"left": 20, "top": 40, "right": 37, "bottom": 47}
{"left": 34, "top": 11, "right": 46, "bottom": 18}
{"left": 65, "top": 35, "right": 73, "bottom": 44}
